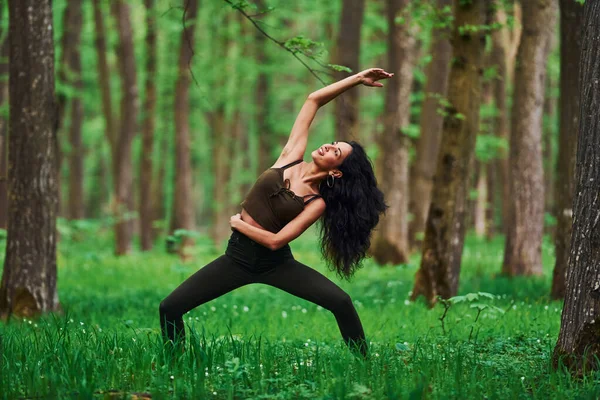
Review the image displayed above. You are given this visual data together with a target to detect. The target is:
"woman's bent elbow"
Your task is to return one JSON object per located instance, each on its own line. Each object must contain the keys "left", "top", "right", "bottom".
{"left": 269, "top": 238, "right": 284, "bottom": 251}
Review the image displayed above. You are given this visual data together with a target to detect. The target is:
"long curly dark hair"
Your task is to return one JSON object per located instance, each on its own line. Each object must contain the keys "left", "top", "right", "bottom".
{"left": 318, "top": 141, "right": 387, "bottom": 279}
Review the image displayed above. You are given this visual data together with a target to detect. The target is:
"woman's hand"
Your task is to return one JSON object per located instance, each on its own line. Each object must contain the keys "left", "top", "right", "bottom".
{"left": 229, "top": 213, "right": 242, "bottom": 230}
{"left": 358, "top": 68, "right": 394, "bottom": 87}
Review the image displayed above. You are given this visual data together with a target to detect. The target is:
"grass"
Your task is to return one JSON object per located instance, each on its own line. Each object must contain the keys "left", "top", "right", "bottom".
{"left": 1, "top": 225, "right": 599, "bottom": 399}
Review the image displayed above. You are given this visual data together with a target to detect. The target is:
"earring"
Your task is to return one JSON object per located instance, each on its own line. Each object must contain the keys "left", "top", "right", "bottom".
{"left": 327, "top": 175, "right": 335, "bottom": 188}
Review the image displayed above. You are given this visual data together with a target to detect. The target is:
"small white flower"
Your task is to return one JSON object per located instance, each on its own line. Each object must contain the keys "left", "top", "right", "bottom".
{"left": 205, "top": 372, "right": 209, "bottom": 376}
{"left": 170, "top": 375, "right": 174, "bottom": 380}
{"left": 304, "top": 343, "right": 309, "bottom": 347}
{"left": 537, "top": 339, "right": 541, "bottom": 343}
{"left": 544, "top": 305, "right": 549, "bottom": 310}
{"left": 302, "top": 308, "right": 307, "bottom": 314}
{"left": 233, "top": 305, "right": 238, "bottom": 309}
{"left": 211, "top": 306, "right": 216, "bottom": 312}
{"left": 512, "top": 305, "right": 517, "bottom": 310}
{"left": 404, "top": 300, "right": 410, "bottom": 306}
{"left": 243, "top": 306, "right": 249, "bottom": 312}
{"left": 82, "top": 329, "right": 86, "bottom": 334}
{"left": 375, "top": 353, "right": 380, "bottom": 357}
{"left": 213, "top": 392, "right": 217, "bottom": 395}
{"left": 282, "top": 311, "right": 288, "bottom": 318}
{"left": 521, "top": 376, "right": 525, "bottom": 381}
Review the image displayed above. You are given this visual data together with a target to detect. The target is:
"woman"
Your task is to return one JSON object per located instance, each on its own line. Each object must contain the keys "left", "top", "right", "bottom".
{"left": 159, "top": 68, "right": 392, "bottom": 357}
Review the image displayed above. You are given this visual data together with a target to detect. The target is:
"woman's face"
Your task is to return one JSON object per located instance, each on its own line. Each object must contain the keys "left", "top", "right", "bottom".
{"left": 311, "top": 141, "right": 353, "bottom": 170}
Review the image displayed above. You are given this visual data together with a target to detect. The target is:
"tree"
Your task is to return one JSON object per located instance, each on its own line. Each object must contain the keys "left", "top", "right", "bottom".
{"left": 0, "top": 6, "right": 9, "bottom": 230}
{"left": 140, "top": 0, "right": 158, "bottom": 251}
{"left": 551, "top": 0, "right": 584, "bottom": 300}
{"left": 370, "top": 0, "right": 416, "bottom": 265}
{"left": 253, "top": 0, "right": 273, "bottom": 175}
{"left": 59, "top": 0, "right": 84, "bottom": 220}
{"left": 552, "top": 0, "right": 600, "bottom": 374}
{"left": 409, "top": 0, "right": 453, "bottom": 249}
{"left": 502, "top": 0, "right": 557, "bottom": 276}
{"left": 111, "top": 1, "right": 139, "bottom": 255}
{"left": 411, "top": 0, "right": 486, "bottom": 306}
{"left": 334, "top": 0, "right": 365, "bottom": 141}
{"left": 0, "top": 0, "right": 59, "bottom": 318}
{"left": 171, "top": 0, "right": 199, "bottom": 256}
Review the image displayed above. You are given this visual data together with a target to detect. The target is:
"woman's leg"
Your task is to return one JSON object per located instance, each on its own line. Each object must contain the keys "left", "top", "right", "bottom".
{"left": 159, "top": 255, "right": 252, "bottom": 345}
{"left": 259, "top": 259, "right": 368, "bottom": 356}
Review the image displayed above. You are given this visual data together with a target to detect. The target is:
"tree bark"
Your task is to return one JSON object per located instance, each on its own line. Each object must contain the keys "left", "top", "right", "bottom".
{"left": 0, "top": 0, "right": 59, "bottom": 318}
{"left": 551, "top": 0, "right": 583, "bottom": 300}
{"left": 0, "top": 19, "right": 9, "bottom": 230}
{"left": 409, "top": 0, "right": 452, "bottom": 249}
{"left": 474, "top": 160, "right": 487, "bottom": 237}
{"left": 171, "top": 0, "right": 199, "bottom": 257}
{"left": 502, "top": 0, "right": 557, "bottom": 276}
{"left": 140, "top": 0, "right": 157, "bottom": 251}
{"left": 254, "top": 0, "right": 272, "bottom": 175}
{"left": 334, "top": 0, "right": 365, "bottom": 141}
{"left": 410, "top": 0, "right": 486, "bottom": 306}
{"left": 490, "top": 7, "right": 512, "bottom": 236}
{"left": 111, "top": 1, "right": 139, "bottom": 255}
{"left": 60, "top": 0, "right": 84, "bottom": 220}
{"left": 552, "top": 0, "right": 600, "bottom": 374}
{"left": 370, "top": 0, "right": 415, "bottom": 265}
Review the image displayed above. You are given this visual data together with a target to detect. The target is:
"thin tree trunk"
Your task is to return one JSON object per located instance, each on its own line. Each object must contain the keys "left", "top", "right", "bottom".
{"left": 140, "top": 0, "right": 157, "bottom": 251}
{"left": 171, "top": 0, "right": 199, "bottom": 258}
{"left": 60, "top": 0, "right": 84, "bottom": 220}
{"left": 0, "top": 0, "right": 59, "bottom": 318}
{"left": 543, "top": 71, "right": 557, "bottom": 237}
{"left": 0, "top": 22, "right": 9, "bottom": 230}
{"left": 334, "top": 0, "right": 365, "bottom": 141}
{"left": 502, "top": 0, "right": 557, "bottom": 276}
{"left": 111, "top": 1, "right": 139, "bottom": 255}
{"left": 552, "top": 0, "right": 600, "bottom": 374}
{"left": 370, "top": 0, "right": 415, "bottom": 265}
{"left": 409, "top": 0, "right": 452, "bottom": 249}
{"left": 411, "top": 0, "right": 486, "bottom": 306}
{"left": 254, "top": 0, "right": 272, "bottom": 174}
{"left": 474, "top": 161, "right": 487, "bottom": 237}
{"left": 551, "top": 0, "right": 583, "bottom": 300}
{"left": 490, "top": 8, "right": 512, "bottom": 235}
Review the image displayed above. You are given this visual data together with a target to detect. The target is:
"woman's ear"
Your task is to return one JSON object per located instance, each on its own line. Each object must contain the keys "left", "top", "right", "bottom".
{"left": 332, "top": 170, "right": 343, "bottom": 179}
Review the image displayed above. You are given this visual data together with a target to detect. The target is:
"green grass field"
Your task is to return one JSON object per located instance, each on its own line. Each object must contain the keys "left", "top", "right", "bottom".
{"left": 1, "top": 225, "right": 598, "bottom": 399}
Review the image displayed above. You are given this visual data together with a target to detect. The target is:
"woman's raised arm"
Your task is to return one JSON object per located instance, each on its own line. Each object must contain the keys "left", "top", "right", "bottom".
{"left": 273, "top": 68, "right": 393, "bottom": 167}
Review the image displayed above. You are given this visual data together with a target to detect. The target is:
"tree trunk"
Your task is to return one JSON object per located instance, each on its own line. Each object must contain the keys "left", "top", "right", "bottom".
{"left": 490, "top": 7, "right": 512, "bottom": 236}
{"left": 552, "top": 0, "right": 600, "bottom": 374}
{"left": 370, "top": 0, "right": 415, "bottom": 265}
{"left": 171, "top": 0, "right": 199, "bottom": 257}
{"left": 0, "top": 0, "right": 59, "bottom": 318}
{"left": 140, "top": 0, "right": 157, "bottom": 251}
{"left": 410, "top": 0, "right": 485, "bottom": 306}
{"left": 551, "top": 0, "right": 583, "bottom": 300}
{"left": 474, "top": 161, "right": 487, "bottom": 237}
{"left": 543, "top": 71, "right": 557, "bottom": 237}
{"left": 0, "top": 21, "right": 9, "bottom": 230}
{"left": 111, "top": 1, "right": 139, "bottom": 255}
{"left": 254, "top": 0, "right": 272, "bottom": 175}
{"left": 60, "top": 0, "right": 84, "bottom": 220}
{"left": 502, "top": 0, "right": 557, "bottom": 276}
{"left": 334, "top": 0, "right": 365, "bottom": 141}
{"left": 409, "top": 0, "right": 452, "bottom": 249}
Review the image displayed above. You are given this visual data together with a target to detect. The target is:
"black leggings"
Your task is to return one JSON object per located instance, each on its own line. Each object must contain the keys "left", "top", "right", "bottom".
{"left": 159, "top": 230, "right": 367, "bottom": 356}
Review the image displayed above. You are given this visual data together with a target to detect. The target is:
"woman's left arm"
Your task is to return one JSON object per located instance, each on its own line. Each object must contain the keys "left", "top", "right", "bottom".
{"left": 230, "top": 199, "right": 326, "bottom": 250}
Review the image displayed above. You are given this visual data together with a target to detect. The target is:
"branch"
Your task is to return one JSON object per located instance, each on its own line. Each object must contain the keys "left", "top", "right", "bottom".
{"left": 223, "top": 0, "right": 329, "bottom": 85}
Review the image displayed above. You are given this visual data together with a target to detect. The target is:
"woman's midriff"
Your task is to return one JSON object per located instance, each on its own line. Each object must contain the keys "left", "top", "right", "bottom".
{"left": 240, "top": 208, "right": 269, "bottom": 231}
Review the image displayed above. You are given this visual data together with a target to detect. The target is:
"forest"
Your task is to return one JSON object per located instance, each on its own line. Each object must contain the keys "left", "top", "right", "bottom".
{"left": 1, "top": 0, "right": 600, "bottom": 398}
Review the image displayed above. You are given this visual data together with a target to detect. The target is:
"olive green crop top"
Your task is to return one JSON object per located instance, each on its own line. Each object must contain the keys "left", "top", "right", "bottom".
{"left": 241, "top": 160, "right": 322, "bottom": 233}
